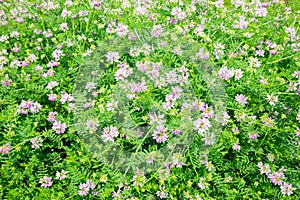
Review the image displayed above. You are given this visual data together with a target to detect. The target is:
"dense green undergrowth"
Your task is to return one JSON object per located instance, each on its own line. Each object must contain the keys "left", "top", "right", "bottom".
{"left": 0, "top": 0, "right": 299, "bottom": 199}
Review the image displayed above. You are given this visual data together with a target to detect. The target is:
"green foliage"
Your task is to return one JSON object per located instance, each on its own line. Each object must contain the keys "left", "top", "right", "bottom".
{"left": 0, "top": 0, "right": 299, "bottom": 199}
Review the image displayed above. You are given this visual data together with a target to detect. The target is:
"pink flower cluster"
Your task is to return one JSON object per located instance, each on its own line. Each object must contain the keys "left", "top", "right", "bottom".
{"left": 106, "top": 22, "right": 129, "bottom": 37}
{"left": 118, "top": 80, "right": 148, "bottom": 100}
{"left": 148, "top": 112, "right": 165, "bottom": 126}
{"left": 90, "top": 0, "right": 103, "bottom": 8}
{"left": 213, "top": 42, "right": 225, "bottom": 60}
{"left": 233, "top": 16, "right": 249, "bottom": 29}
{"left": 52, "top": 49, "right": 65, "bottom": 61}
{"left": 47, "top": 111, "right": 57, "bottom": 122}
{"left": 163, "top": 86, "right": 183, "bottom": 110}
{"left": 198, "top": 177, "right": 209, "bottom": 189}
{"left": 170, "top": 153, "right": 185, "bottom": 168}
{"left": 262, "top": 40, "right": 280, "bottom": 55}
{"left": 261, "top": 116, "right": 274, "bottom": 127}
{"left": 85, "top": 81, "right": 96, "bottom": 91}
{"left": 129, "top": 43, "right": 151, "bottom": 57}
{"left": 30, "top": 137, "right": 43, "bottom": 149}
{"left": 257, "top": 162, "right": 271, "bottom": 174}
{"left": 151, "top": 25, "right": 163, "bottom": 37}
{"left": 131, "top": 168, "right": 146, "bottom": 187}
{"left": 114, "top": 63, "right": 133, "bottom": 81}
{"left": 1, "top": 74, "right": 12, "bottom": 86}
{"left": 190, "top": 99, "right": 215, "bottom": 145}
{"left": 158, "top": 162, "right": 178, "bottom": 181}
{"left": 0, "top": 142, "right": 11, "bottom": 154}
{"left": 18, "top": 99, "right": 42, "bottom": 114}
{"left": 256, "top": 7, "right": 267, "bottom": 17}
{"left": 39, "top": 176, "right": 53, "bottom": 188}
{"left": 60, "top": 92, "right": 74, "bottom": 104}
{"left": 55, "top": 169, "right": 68, "bottom": 180}
{"left": 257, "top": 162, "right": 296, "bottom": 196}
{"left": 235, "top": 94, "right": 248, "bottom": 106}
{"left": 136, "top": 61, "right": 162, "bottom": 80}
{"left": 52, "top": 121, "right": 67, "bottom": 134}
{"left": 152, "top": 125, "right": 168, "bottom": 143}
{"left": 128, "top": 80, "right": 147, "bottom": 93}
{"left": 78, "top": 179, "right": 96, "bottom": 196}
{"left": 248, "top": 132, "right": 258, "bottom": 139}
{"left": 268, "top": 171, "right": 284, "bottom": 186}
{"left": 47, "top": 111, "right": 67, "bottom": 133}
{"left": 180, "top": 99, "right": 215, "bottom": 140}
{"left": 101, "top": 125, "right": 119, "bottom": 142}
{"left": 289, "top": 71, "right": 300, "bottom": 95}
{"left": 248, "top": 57, "right": 261, "bottom": 68}
{"left": 42, "top": 68, "right": 56, "bottom": 78}
{"left": 86, "top": 119, "right": 99, "bottom": 133}
{"left": 47, "top": 93, "right": 57, "bottom": 101}
{"left": 106, "top": 51, "right": 120, "bottom": 63}
{"left": 280, "top": 182, "right": 296, "bottom": 196}
{"left": 46, "top": 81, "right": 58, "bottom": 90}
{"left": 47, "top": 60, "right": 60, "bottom": 68}
{"left": 171, "top": 7, "right": 186, "bottom": 21}
{"left": 219, "top": 111, "right": 230, "bottom": 126}
{"left": 194, "top": 117, "right": 211, "bottom": 134}
{"left": 39, "top": 170, "right": 67, "bottom": 188}
{"left": 232, "top": 141, "right": 241, "bottom": 151}
{"left": 148, "top": 112, "right": 169, "bottom": 143}
{"left": 218, "top": 67, "right": 243, "bottom": 81}
{"left": 156, "top": 185, "right": 167, "bottom": 199}
{"left": 285, "top": 27, "right": 298, "bottom": 42}
{"left": 196, "top": 48, "right": 210, "bottom": 60}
